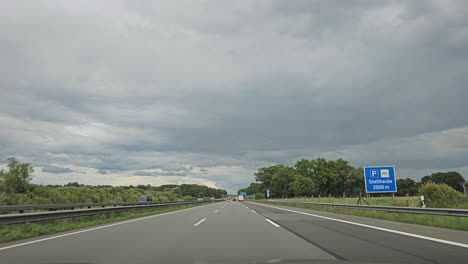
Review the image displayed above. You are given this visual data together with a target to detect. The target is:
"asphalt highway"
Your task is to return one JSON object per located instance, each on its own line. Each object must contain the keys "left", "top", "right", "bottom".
{"left": 0, "top": 201, "right": 467, "bottom": 264}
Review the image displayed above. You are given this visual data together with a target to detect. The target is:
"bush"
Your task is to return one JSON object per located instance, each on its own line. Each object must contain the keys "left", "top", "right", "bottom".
{"left": 418, "top": 182, "right": 464, "bottom": 208}
{"left": 255, "top": 193, "right": 265, "bottom": 199}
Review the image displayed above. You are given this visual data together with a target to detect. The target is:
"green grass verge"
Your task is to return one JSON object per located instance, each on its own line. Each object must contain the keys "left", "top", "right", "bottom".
{"left": 263, "top": 202, "right": 468, "bottom": 231}
{"left": 0, "top": 203, "right": 210, "bottom": 243}
{"left": 278, "top": 197, "right": 421, "bottom": 207}
{"left": 269, "top": 196, "right": 468, "bottom": 208}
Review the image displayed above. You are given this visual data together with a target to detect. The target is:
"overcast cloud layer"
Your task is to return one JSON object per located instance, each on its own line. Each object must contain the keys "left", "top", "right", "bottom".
{"left": 1, "top": 0, "right": 467, "bottom": 193}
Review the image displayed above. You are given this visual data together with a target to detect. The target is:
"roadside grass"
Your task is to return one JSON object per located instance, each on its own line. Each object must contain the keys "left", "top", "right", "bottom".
{"left": 281, "top": 197, "right": 421, "bottom": 207}
{"left": 263, "top": 201, "right": 468, "bottom": 231}
{"left": 0, "top": 203, "right": 209, "bottom": 243}
{"left": 274, "top": 196, "right": 468, "bottom": 208}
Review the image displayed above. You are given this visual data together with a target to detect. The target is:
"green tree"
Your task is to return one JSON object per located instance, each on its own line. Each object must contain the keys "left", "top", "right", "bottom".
{"left": 421, "top": 175, "right": 432, "bottom": 184}
{"left": 302, "top": 158, "right": 350, "bottom": 196}
{"left": 396, "top": 178, "right": 418, "bottom": 196}
{"left": 289, "top": 176, "right": 316, "bottom": 197}
{"left": 269, "top": 165, "right": 295, "bottom": 198}
{"left": 294, "top": 159, "right": 316, "bottom": 179}
{"left": 244, "top": 158, "right": 367, "bottom": 198}
{"left": 254, "top": 165, "right": 294, "bottom": 197}
{"left": 0, "top": 158, "right": 34, "bottom": 194}
{"left": 329, "top": 159, "right": 355, "bottom": 196}
{"left": 344, "top": 167, "right": 364, "bottom": 197}
{"left": 421, "top": 172, "right": 466, "bottom": 192}
{"left": 294, "top": 158, "right": 360, "bottom": 197}
{"left": 65, "top": 182, "right": 82, "bottom": 187}
{"left": 255, "top": 165, "right": 284, "bottom": 189}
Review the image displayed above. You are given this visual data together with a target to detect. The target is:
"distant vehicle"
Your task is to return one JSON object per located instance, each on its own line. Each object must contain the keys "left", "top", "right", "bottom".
{"left": 238, "top": 195, "right": 244, "bottom": 202}
{"left": 138, "top": 195, "right": 153, "bottom": 203}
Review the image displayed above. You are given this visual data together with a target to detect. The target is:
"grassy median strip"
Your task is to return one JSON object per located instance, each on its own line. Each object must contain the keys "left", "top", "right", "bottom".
{"left": 0, "top": 203, "right": 209, "bottom": 243}
{"left": 263, "top": 202, "right": 468, "bottom": 231}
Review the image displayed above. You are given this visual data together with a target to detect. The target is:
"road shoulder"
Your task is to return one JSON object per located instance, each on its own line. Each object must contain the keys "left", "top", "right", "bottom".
{"left": 248, "top": 201, "right": 468, "bottom": 245}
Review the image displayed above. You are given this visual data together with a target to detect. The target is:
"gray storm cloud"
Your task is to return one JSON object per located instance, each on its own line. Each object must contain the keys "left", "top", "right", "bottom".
{"left": 42, "top": 166, "right": 74, "bottom": 174}
{"left": 1, "top": 0, "right": 467, "bottom": 192}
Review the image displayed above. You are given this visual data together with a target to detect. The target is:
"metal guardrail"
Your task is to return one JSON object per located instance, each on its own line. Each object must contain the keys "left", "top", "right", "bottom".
{"left": 261, "top": 200, "right": 468, "bottom": 217}
{"left": 0, "top": 200, "right": 189, "bottom": 214}
{"left": 0, "top": 200, "right": 211, "bottom": 225}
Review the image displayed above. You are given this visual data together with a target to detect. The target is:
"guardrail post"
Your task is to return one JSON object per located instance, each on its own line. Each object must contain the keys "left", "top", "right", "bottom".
{"left": 19, "top": 210, "right": 24, "bottom": 213}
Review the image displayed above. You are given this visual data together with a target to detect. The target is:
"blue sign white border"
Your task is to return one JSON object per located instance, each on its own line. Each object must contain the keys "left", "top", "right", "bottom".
{"left": 363, "top": 166, "right": 397, "bottom": 193}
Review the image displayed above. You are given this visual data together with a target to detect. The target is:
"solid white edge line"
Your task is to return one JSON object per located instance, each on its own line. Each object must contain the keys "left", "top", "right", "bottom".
{"left": 193, "top": 218, "right": 207, "bottom": 226}
{"left": 0, "top": 203, "right": 215, "bottom": 251}
{"left": 265, "top": 218, "right": 280, "bottom": 227}
{"left": 214, "top": 210, "right": 219, "bottom": 213}
{"left": 251, "top": 210, "right": 256, "bottom": 213}
{"left": 250, "top": 202, "right": 468, "bottom": 249}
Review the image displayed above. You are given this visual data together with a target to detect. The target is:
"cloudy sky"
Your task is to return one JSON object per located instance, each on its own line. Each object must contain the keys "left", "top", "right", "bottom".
{"left": 1, "top": 0, "right": 467, "bottom": 193}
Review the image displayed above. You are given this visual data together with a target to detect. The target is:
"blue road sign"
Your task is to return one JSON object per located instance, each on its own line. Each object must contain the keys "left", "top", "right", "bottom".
{"left": 364, "top": 166, "right": 397, "bottom": 193}
{"left": 239, "top": 192, "right": 247, "bottom": 196}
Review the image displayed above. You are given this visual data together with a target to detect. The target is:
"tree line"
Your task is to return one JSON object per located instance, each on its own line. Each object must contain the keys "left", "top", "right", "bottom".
{"left": 239, "top": 158, "right": 466, "bottom": 198}
{"left": 0, "top": 158, "right": 227, "bottom": 205}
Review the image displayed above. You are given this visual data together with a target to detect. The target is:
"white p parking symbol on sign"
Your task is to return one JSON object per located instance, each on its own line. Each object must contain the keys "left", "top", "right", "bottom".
{"left": 371, "top": 170, "right": 378, "bottom": 178}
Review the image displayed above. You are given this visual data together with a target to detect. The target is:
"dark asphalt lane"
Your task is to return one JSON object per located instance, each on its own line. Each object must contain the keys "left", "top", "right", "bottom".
{"left": 246, "top": 202, "right": 468, "bottom": 264}
{"left": 0, "top": 202, "right": 335, "bottom": 264}
{"left": 0, "top": 201, "right": 467, "bottom": 264}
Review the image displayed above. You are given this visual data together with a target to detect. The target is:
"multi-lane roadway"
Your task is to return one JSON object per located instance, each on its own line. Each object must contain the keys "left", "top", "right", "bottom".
{"left": 0, "top": 201, "right": 467, "bottom": 263}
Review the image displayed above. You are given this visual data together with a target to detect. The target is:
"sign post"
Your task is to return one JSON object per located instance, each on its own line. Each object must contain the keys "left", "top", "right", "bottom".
{"left": 364, "top": 166, "right": 397, "bottom": 194}
{"left": 266, "top": 189, "right": 270, "bottom": 199}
